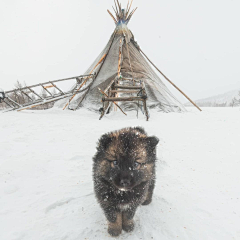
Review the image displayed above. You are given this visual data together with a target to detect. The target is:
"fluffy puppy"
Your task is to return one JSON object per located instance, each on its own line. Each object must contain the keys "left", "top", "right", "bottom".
{"left": 93, "top": 127, "right": 159, "bottom": 237}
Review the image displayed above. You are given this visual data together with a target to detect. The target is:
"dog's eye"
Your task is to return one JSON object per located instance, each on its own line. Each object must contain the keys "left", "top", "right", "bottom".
{"left": 110, "top": 160, "right": 118, "bottom": 168}
{"left": 134, "top": 162, "right": 140, "bottom": 169}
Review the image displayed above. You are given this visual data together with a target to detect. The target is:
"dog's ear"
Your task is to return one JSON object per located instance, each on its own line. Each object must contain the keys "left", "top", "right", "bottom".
{"left": 134, "top": 127, "right": 146, "bottom": 134}
{"left": 146, "top": 136, "right": 159, "bottom": 149}
{"left": 98, "top": 134, "right": 113, "bottom": 151}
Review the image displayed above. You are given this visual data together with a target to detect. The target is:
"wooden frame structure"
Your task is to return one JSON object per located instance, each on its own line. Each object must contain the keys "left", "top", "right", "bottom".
{"left": 98, "top": 75, "right": 149, "bottom": 121}
{"left": 0, "top": 74, "right": 95, "bottom": 112}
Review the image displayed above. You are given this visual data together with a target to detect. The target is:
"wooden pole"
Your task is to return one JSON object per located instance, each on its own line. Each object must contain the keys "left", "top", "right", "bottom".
{"left": 40, "top": 84, "right": 53, "bottom": 96}
{"left": 116, "top": 0, "right": 122, "bottom": 18}
{"left": 126, "top": 0, "right": 130, "bottom": 18}
{"left": 98, "top": 88, "right": 127, "bottom": 116}
{"left": 139, "top": 49, "right": 202, "bottom": 112}
{"left": 62, "top": 79, "right": 89, "bottom": 110}
{"left": 6, "top": 97, "right": 22, "bottom": 108}
{"left": 89, "top": 54, "right": 107, "bottom": 75}
{"left": 116, "top": 38, "right": 123, "bottom": 111}
{"left": 19, "top": 89, "right": 33, "bottom": 101}
{"left": 123, "top": 30, "right": 134, "bottom": 83}
{"left": 114, "top": 0, "right": 120, "bottom": 18}
{"left": 73, "top": 86, "right": 91, "bottom": 110}
{"left": 13, "top": 90, "right": 21, "bottom": 104}
{"left": 122, "top": 77, "right": 140, "bottom": 81}
{"left": 118, "top": 39, "right": 123, "bottom": 77}
{"left": 104, "top": 79, "right": 115, "bottom": 93}
{"left": 112, "top": 6, "right": 119, "bottom": 21}
{"left": 2, "top": 99, "right": 13, "bottom": 109}
{"left": 107, "top": 10, "right": 117, "bottom": 24}
{"left": 27, "top": 87, "right": 43, "bottom": 100}
{"left": 99, "top": 102, "right": 105, "bottom": 120}
{"left": 115, "top": 85, "right": 142, "bottom": 89}
{"left": 141, "top": 81, "right": 149, "bottom": 121}
{"left": 143, "top": 99, "right": 149, "bottom": 121}
{"left": 63, "top": 54, "right": 106, "bottom": 110}
{"left": 126, "top": 0, "right": 133, "bottom": 19}
{"left": 127, "top": 7, "right": 138, "bottom": 22}
{"left": 43, "top": 85, "right": 54, "bottom": 89}
{"left": 50, "top": 82, "right": 64, "bottom": 95}
{"left": 103, "top": 96, "right": 144, "bottom": 102}
{"left": 110, "top": 90, "right": 139, "bottom": 93}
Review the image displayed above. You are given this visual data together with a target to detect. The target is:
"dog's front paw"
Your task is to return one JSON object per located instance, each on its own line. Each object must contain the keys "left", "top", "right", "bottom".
{"left": 122, "top": 220, "right": 135, "bottom": 232}
{"left": 142, "top": 198, "right": 152, "bottom": 205}
{"left": 108, "top": 227, "right": 122, "bottom": 237}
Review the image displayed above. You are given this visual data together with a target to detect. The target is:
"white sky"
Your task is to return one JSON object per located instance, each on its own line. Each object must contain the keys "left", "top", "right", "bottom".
{"left": 0, "top": 0, "right": 240, "bottom": 101}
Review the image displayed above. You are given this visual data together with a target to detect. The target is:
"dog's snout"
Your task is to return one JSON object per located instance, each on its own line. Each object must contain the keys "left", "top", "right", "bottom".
{"left": 120, "top": 179, "right": 130, "bottom": 186}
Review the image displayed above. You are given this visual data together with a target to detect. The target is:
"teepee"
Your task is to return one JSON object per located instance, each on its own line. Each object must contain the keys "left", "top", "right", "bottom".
{"left": 59, "top": 0, "right": 201, "bottom": 119}
{"left": 0, "top": 0, "right": 201, "bottom": 119}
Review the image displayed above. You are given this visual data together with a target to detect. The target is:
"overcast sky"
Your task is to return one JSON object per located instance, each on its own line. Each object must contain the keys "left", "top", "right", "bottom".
{"left": 1, "top": 0, "right": 240, "bottom": 101}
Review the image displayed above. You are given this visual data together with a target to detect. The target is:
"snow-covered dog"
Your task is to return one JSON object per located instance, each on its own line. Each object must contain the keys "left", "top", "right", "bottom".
{"left": 93, "top": 127, "right": 159, "bottom": 237}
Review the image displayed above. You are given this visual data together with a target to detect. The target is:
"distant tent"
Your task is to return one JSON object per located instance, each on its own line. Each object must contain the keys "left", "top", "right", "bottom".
{"left": 59, "top": 0, "right": 201, "bottom": 116}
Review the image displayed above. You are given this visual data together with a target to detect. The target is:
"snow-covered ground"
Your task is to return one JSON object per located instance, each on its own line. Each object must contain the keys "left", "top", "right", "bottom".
{"left": 0, "top": 107, "right": 240, "bottom": 240}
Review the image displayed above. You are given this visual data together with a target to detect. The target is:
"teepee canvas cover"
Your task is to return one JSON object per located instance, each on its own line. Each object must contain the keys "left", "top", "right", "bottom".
{"left": 60, "top": 0, "right": 189, "bottom": 114}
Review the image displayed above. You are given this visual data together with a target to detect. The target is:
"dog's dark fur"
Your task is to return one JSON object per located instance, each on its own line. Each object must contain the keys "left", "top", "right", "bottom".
{"left": 93, "top": 127, "right": 159, "bottom": 236}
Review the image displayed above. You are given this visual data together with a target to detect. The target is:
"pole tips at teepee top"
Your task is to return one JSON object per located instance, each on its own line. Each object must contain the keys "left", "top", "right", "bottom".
{"left": 107, "top": 0, "right": 137, "bottom": 25}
